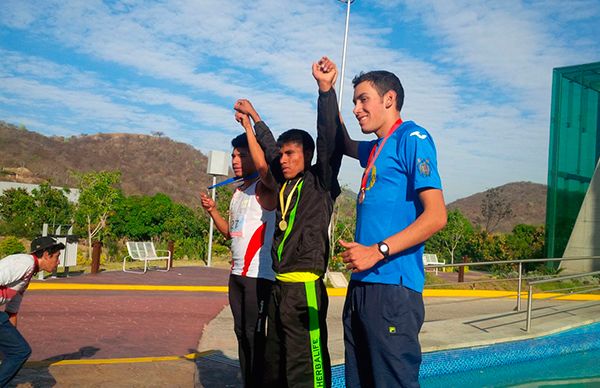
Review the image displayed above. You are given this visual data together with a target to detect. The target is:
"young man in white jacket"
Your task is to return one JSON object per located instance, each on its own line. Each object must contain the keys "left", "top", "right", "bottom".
{"left": 0, "top": 236, "right": 64, "bottom": 387}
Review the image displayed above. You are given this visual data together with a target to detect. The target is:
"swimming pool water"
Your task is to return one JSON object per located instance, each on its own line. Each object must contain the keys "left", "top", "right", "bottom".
{"left": 420, "top": 347, "right": 600, "bottom": 387}
{"left": 331, "top": 321, "right": 600, "bottom": 388}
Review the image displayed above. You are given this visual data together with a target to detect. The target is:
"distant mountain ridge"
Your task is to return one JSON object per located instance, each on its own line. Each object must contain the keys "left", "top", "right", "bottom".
{"left": 1, "top": 121, "right": 548, "bottom": 229}
{"left": 0, "top": 121, "right": 215, "bottom": 207}
{"left": 447, "top": 181, "right": 547, "bottom": 233}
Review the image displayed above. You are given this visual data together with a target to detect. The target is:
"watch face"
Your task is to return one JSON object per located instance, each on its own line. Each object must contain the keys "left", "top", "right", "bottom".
{"left": 379, "top": 242, "right": 389, "bottom": 254}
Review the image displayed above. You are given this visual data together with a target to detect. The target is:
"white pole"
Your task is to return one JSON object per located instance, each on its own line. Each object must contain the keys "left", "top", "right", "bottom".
{"left": 329, "top": 0, "right": 353, "bottom": 262}
{"left": 338, "top": 0, "right": 352, "bottom": 111}
{"left": 39, "top": 223, "right": 49, "bottom": 280}
{"left": 207, "top": 175, "right": 217, "bottom": 267}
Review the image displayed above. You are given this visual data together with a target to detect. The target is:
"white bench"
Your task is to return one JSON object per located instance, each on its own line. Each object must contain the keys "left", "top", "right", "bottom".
{"left": 122, "top": 241, "right": 171, "bottom": 274}
{"left": 423, "top": 253, "right": 445, "bottom": 275}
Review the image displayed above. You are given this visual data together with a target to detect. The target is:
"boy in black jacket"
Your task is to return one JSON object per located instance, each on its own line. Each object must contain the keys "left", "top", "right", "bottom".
{"left": 233, "top": 60, "right": 343, "bottom": 388}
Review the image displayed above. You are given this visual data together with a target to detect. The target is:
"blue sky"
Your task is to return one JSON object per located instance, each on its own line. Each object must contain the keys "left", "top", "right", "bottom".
{"left": 1, "top": 0, "right": 599, "bottom": 202}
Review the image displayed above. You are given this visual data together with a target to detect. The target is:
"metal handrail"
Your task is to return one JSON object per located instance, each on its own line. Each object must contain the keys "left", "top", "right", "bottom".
{"left": 425, "top": 255, "right": 600, "bottom": 268}
{"left": 424, "top": 256, "right": 600, "bottom": 311}
{"left": 527, "top": 270, "right": 600, "bottom": 285}
{"left": 525, "top": 270, "right": 600, "bottom": 331}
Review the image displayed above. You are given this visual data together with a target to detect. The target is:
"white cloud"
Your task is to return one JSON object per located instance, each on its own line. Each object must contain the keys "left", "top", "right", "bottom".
{"left": 1, "top": 0, "right": 598, "bottom": 201}
{"left": 0, "top": 0, "right": 43, "bottom": 28}
{"left": 401, "top": 0, "right": 599, "bottom": 101}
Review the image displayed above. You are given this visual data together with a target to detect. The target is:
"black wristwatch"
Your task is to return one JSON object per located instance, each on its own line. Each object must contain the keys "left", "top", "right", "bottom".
{"left": 377, "top": 241, "right": 390, "bottom": 257}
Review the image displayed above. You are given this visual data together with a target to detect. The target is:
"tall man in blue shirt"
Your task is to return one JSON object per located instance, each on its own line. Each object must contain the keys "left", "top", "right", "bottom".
{"left": 314, "top": 57, "right": 447, "bottom": 387}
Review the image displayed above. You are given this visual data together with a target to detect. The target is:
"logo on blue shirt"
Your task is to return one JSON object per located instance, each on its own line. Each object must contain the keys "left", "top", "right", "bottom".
{"left": 410, "top": 131, "right": 427, "bottom": 140}
{"left": 417, "top": 158, "right": 431, "bottom": 177}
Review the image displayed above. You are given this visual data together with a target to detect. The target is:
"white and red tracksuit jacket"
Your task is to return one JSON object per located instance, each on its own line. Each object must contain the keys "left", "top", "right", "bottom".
{"left": 0, "top": 254, "right": 38, "bottom": 314}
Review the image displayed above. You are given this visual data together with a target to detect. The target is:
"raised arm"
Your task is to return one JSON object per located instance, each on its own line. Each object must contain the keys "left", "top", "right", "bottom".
{"left": 234, "top": 107, "right": 278, "bottom": 210}
{"left": 234, "top": 100, "right": 283, "bottom": 183}
{"left": 314, "top": 56, "right": 359, "bottom": 160}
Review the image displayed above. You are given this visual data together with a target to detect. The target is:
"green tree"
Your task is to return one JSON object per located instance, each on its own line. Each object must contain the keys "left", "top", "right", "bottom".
{"left": 31, "top": 183, "right": 73, "bottom": 230}
{"left": 330, "top": 196, "right": 356, "bottom": 256}
{"left": 462, "top": 230, "right": 517, "bottom": 275}
{"left": 463, "top": 230, "right": 501, "bottom": 261}
{"left": 109, "top": 193, "right": 173, "bottom": 240}
{"left": 328, "top": 188, "right": 357, "bottom": 271}
{"left": 0, "top": 188, "right": 36, "bottom": 237}
{"left": 427, "top": 209, "right": 473, "bottom": 264}
{"left": 163, "top": 203, "right": 208, "bottom": 259}
{"left": 505, "top": 224, "right": 545, "bottom": 270}
{"left": 0, "top": 183, "right": 71, "bottom": 237}
{"left": 0, "top": 236, "right": 26, "bottom": 256}
{"left": 462, "top": 224, "right": 545, "bottom": 276}
{"left": 210, "top": 186, "right": 234, "bottom": 249}
{"left": 107, "top": 192, "right": 209, "bottom": 260}
{"left": 163, "top": 203, "right": 207, "bottom": 240}
{"left": 74, "top": 171, "right": 121, "bottom": 260}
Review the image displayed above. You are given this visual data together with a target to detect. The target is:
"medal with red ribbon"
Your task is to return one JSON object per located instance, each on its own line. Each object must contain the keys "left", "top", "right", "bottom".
{"left": 358, "top": 118, "right": 403, "bottom": 204}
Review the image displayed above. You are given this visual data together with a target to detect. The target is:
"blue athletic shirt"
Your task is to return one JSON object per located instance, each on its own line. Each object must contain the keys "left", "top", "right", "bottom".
{"left": 352, "top": 120, "right": 442, "bottom": 293}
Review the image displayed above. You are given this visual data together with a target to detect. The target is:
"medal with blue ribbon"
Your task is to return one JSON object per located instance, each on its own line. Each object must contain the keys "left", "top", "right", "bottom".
{"left": 208, "top": 172, "right": 259, "bottom": 189}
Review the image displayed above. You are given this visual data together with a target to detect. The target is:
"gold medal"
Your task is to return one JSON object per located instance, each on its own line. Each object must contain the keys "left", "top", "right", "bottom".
{"left": 279, "top": 179, "right": 302, "bottom": 232}
{"left": 358, "top": 188, "right": 365, "bottom": 204}
{"left": 279, "top": 220, "right": 288, "bottom": 231}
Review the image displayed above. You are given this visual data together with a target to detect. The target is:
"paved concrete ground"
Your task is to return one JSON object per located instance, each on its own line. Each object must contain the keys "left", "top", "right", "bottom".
{"left": 5, "top": 266, "right": 600, "bottom": 387}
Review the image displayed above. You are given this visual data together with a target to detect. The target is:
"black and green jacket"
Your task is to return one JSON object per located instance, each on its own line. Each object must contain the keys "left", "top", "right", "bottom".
{"left": 254, "top": 89, "right": 344, "bottom": 276}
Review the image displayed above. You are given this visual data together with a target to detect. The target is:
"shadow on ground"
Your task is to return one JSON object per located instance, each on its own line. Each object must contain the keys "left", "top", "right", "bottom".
{"left": 195, "top": 350, "right": 242, "bottom": 388}
{"left": 9, "top": 365, "right": 56, "bottom": 388}
{"left": 8, "top": 346, "right": 99, "bottom": 387}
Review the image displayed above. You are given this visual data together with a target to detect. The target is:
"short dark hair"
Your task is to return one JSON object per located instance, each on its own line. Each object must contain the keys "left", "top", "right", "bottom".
{"left": 352, "top": 70, "right": 404, "bottom": 112}
{"left": 277, "top": 129, "right": 315, "bottom": 170}
{"left": 231, "top": 133, "right": 249, "bottom": 149}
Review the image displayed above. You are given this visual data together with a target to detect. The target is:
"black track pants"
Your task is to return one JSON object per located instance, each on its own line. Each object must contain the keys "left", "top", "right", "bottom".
{"left": 228, "top": 274, "right": 273, "bottom": 387}
{"left": 263, "top": 278, "right": 331, "bottom": 388}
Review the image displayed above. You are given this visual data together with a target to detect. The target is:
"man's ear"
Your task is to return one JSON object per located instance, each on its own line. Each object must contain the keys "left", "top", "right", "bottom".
{"left": 384, "top": 90, "right": 396, "bottom": 109}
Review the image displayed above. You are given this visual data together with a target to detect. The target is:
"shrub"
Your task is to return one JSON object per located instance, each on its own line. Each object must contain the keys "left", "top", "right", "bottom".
{"left": 0, "top": 236, "right": 26, "bottom": 256}
{"left": 175, "top": 237, "right": 206, "bottom": 260}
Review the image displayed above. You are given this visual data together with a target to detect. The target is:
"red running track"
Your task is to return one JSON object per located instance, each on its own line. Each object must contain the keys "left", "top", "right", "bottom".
{"left": 14, "top": 266, "right": 231, "bottom": 361}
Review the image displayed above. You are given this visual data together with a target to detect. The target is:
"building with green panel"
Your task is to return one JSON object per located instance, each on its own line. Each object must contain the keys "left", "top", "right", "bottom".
{"left": 546, "top": 61, "right": 600, "bottom": 272}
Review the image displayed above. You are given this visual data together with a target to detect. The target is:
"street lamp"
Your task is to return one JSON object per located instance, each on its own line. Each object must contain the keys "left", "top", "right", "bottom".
{"left": 329, "top": 0, "right": 355, "bottom": 262}
{"left": 337, "top": 0, "right": 355, "bottom": 112}
{"left": 206, "top": 150, "right": 229, "bottom": 267}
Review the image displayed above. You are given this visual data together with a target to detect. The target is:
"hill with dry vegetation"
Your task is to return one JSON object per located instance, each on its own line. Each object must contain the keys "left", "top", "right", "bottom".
{"left": 1, "top": 121, "right": 548, "bottom": 230}
{"left": 447, "top": 181, "right": 547, "bottom": 233}
{"left": 0, "top": 121, "right": 216, "bottom": 207}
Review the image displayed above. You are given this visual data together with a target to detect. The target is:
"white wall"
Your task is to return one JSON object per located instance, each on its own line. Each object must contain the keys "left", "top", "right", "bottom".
{"left": 0, "top": 181, "right": 79, "bottom": 203}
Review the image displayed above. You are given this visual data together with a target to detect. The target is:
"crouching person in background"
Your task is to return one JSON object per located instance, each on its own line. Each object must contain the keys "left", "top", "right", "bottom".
{"left": 0, "top": 236, "right": 64, "bottom": 387}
